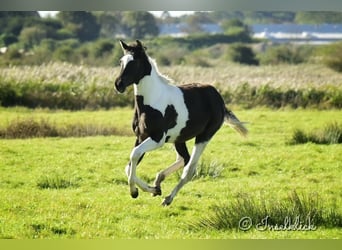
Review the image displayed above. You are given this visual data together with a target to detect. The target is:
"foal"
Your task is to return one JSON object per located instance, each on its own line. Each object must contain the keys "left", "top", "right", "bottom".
{"left": 115, "top": 40, "right": 247, "bottom": 206}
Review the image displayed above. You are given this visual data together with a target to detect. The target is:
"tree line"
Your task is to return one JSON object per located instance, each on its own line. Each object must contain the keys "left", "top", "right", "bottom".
{"left": 2, "top": 11, "right": 342, "bottom": 48}
{"left": 1, "top": 11, "right": 342, "bottom": 70}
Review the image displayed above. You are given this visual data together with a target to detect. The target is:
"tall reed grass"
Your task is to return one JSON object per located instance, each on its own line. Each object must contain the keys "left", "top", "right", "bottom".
{"left": 1, "top": 63, "right": 342, "bottom": 109}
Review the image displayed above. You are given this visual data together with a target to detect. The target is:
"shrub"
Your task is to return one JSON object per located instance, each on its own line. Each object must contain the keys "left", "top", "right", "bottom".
{"left": 226, "top": 43, "right": 259, "bottom": 65}
{"left": 53, "top": 45, "right": 75, "bottom": 62}
{"left": 19, "top": 26, "right": 47, "bottom": 49}
{"left": 0, "top": 33, "right": 18, "bottom": 46}
{"left": 319, "top": 42, "right": 342, "bottom": 72}
{"left": 93, "top": 39, "right": 114, "bottom": 58}
{"left": 0, "top": 83, "right": 18, "bottom": 106}
{"left": 150, "top": 46, "right": 189, "bottom": 66}
{"left": 259, "top": 45, "right": 314, "bottom": 65}
{"left": 5, "top": 47, "right": 22, "bottom": 60}
{"left": 184, "top": 50, "right": 211, "bottom": 67}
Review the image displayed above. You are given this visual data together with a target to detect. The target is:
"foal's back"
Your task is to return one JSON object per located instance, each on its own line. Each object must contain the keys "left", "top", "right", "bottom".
{"left": 175, "top": 83, "right": 226, "bottom": 143}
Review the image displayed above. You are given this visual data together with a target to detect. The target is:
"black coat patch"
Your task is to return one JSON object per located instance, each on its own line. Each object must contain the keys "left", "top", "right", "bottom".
{"left": 176, "top": 84, "right": 225, "bottom": 143}
{"left": 133, "top": 95, "right": 178, "bottom": 143}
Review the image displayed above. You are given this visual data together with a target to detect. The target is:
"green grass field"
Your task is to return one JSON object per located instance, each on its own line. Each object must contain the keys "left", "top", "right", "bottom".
{"left": 0, "top": 108, "right": 341, "bottom": 239}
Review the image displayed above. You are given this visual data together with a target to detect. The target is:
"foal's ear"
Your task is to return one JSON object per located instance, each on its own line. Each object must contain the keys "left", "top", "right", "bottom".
{"left": 136, "top": 40, "right": 147, "bottom": 51}
{"left": 119, "top": 40, "right": 130, "bottom": 52}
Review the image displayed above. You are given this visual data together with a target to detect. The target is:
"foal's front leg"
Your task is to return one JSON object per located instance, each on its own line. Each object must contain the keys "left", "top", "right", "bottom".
{"left": 127, "top": 137, "right": 164, "bottom": 198}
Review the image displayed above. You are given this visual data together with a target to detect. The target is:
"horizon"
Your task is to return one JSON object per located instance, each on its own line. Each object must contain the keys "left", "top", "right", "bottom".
{"left": 38, "top": 11, "right": 196, "bottom": 18}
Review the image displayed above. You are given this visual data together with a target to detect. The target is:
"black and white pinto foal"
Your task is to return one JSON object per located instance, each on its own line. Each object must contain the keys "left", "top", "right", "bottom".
{"left": 115, "top": 40, "right": 248, "bottom": 206}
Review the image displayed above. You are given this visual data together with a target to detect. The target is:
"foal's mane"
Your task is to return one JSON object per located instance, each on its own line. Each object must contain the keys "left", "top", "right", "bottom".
{"left": 147, "top": 56, "right": 174, "bottom": 85}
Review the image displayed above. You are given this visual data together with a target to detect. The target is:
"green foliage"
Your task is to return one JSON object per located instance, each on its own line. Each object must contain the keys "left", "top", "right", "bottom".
{"left": 121, "top": 11, "right": 159, "bottom": 39}
{"left": 53, "top": 46, "right": 75, "bottom": 62}
{"left": 221, "top": 19, "right": 251, "bottom": 38}
{"left": 227, "top": 83, "right": 342, "bottom": 109}
{"left": 0, "top": 11, "right": 40, "bottom": 36}
{"left": 0, "top": 76, "right": 133, "bottom": 110}
{"left": 19, "top": 26, "right": 47, "bottom": 49}
{"left": 0, "top": 33, "right": 18, "bottom": 46}
{"left": 93, "top": 39, "right": 114, "bottom": 58}
{"left": 1, "top": 64, "right": 342, "bottom": 109}
{"left": 319, "top": 42, "right": 342, "bottom": 73}
{"left": 258, "top": 45, "right": 314, "bottom": 65}
{"left": 4, "top": 47, "right": 22, "bottom": 60}
{"left": 289, "top": 122, "right": 342, "bottom": 145}
{"left": 295, "top": 11, "right": 342, "bottom": 24}
{"left": 57, "top": 11, "right": 100, "bottom": 42}
{"left": 150, "top": 33, "right": 252, "bottom": 53}
{"left": 227, "top": 43, "right": 259, "bottom": 65}
{"left": 184, "top": 50, "right": 211, "bottom": 67}
{"left": 96, "top": 12, "right": 121, "bottom": 38}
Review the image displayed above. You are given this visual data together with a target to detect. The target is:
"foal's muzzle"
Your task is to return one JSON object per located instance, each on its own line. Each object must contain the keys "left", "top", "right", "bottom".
{"left": 114, "top": 78, "right": 126, "bottom": 93}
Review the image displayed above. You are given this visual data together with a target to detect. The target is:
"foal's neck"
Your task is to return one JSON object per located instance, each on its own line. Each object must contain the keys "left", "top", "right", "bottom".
{"left": 134, "top": 57, "right": 171, "bottom": 100}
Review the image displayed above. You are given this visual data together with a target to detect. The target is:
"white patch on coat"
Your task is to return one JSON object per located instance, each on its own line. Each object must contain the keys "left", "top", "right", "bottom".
{"left": 120, "top": 54, "right": 133, "bottom": 69}
{"left": 134, "top": 57, "right": 189, "bottom": 143}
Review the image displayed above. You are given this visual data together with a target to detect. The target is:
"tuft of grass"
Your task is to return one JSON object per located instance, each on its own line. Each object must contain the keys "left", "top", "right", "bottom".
{"left": 192, "top": 160, "right": 226, "bottom": 180}
{"left": 290, "top": 129, "right": 309, "bottom": 144}
{"left": 29, "top": 223, "right": 76, "bottom": 238}
{"left": 36, "top": 175, "right": 79, "bottom": 189}
{"left": 191, "top": 191, "right": 342, "bottom": 231}
{"left": 175, "top": 160, "right": 226, "bottom": 181}
{"left": 289, "top": 122, "right": 342, "bottom": 145}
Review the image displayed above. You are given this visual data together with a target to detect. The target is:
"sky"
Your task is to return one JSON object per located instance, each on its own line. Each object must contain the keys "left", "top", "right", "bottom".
{"left": 38, "top": 11, "right": 195, "bottom": 18}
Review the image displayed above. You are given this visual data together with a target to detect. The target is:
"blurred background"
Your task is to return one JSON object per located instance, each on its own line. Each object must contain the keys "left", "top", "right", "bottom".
{"left": 0, "top": 11, "right": 342, "bottom": 69}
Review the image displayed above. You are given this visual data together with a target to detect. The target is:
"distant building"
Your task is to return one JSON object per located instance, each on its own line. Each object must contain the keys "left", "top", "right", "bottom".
{"left": 158, "top": 23, "right": 342, "bottom": 44}
{"left": 252, "top": 24, "right": 342, "bottom": 44}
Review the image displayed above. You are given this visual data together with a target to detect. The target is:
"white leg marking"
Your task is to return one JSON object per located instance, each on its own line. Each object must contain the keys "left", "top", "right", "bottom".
{"left": 128, "top": 137, "right": 164, "bottom": 196}
{"left": 162, "top": 142, "right": 208, "bottom": 206}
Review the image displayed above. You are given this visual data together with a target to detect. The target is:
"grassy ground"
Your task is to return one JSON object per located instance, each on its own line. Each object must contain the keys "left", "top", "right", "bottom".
{"left": 0, "top": 108, "right": 341, "bottom": 239}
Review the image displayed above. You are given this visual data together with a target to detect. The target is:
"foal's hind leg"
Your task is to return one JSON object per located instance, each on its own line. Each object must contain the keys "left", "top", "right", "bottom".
{"left": 153, "top": 142, "right": 190, "bottom": 196}
{"left": 162, "top": 142, "right": 208, "bottom": 206}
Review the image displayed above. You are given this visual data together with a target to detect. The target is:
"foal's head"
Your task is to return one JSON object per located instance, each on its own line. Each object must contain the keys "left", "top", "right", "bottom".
{"left": 114, "top": 40, "right": 151, "bottom": 93}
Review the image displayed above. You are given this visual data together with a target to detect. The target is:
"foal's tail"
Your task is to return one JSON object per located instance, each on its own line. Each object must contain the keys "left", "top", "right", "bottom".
{"left": 224, "top": 108, "right": 248, "bottom": 137}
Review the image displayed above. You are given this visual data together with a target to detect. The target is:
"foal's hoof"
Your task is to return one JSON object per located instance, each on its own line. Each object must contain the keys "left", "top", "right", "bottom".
{"left": 151, "top": 186, "right": 162, "bottom": 197}
{"left": 130, "top": 189, "right": 139, "bottom": 199}
{"left": 161, "top": 196, "right": 173, "bottom": 206}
